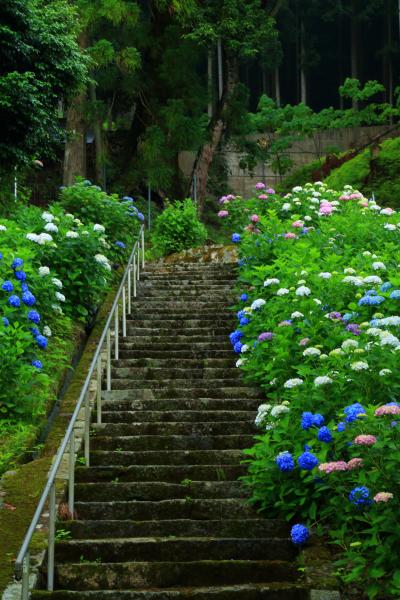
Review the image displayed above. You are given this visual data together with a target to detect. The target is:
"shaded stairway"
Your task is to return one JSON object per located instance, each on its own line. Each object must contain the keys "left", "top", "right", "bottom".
{"left": 32, "top": 261, "right": 308, "bottom": 599}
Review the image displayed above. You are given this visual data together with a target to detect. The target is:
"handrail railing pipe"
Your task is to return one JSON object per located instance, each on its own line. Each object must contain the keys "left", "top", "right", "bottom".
{"left": 14, "top": 225, "right": 145, "bottom": 598}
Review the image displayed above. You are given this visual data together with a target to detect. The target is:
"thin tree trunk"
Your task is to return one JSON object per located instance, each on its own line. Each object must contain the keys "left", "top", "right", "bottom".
{"left": 190, "top": 54, "right": 239, "bottom": 215}
{"left": 89, "top": 82, "right": 104, "bottom": 186}
{"left": 350, "top": 0, "right": 359, "bottom": 109}
{"left": 300, "top": 20, "right": 307, "bottom": 104}
{"left": 275, "top": 68, "right": 281, "bottom": 106}
{"left": 208, "top": 49, "right": 213, "bottom": 119}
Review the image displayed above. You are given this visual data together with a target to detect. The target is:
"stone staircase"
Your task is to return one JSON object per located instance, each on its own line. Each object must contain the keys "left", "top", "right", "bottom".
{"left": 32, "top": 261, "right": 308, "bottom": 599}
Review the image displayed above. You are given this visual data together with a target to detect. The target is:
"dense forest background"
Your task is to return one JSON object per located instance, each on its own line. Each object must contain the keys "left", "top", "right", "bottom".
{"left": 1, "top": 0, "right": 399, "bottom": 210}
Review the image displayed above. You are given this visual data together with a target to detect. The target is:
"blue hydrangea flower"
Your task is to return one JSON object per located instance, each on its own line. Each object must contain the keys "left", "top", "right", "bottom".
{"left": 337, "top": 422, "right": 346, "bottom": 432}
{"left": 12, "top": 258, "right": 24, "bottom": 269}
{"left": 317, "top": 426, "right": 333, "bottom": 443}
{"left": 232, "top": 233, "right": 241, "bottom": 243}
{"left": 2, "top": 281, "right": 13, "bottom": 292}
{"left": 237, "top": 310, "right": 245, "bottom": 320}
{"left": 229, "top": 330, "right": 243, "bottom": 345}
{"left": 291, "top": 524, "right": 310, "bottom": 545}
{"left": 297, "top": 451, "right": 318, "bottom": 470}
{"left": 32, "top": 360, "right": 43, "bottom": 369}
{"left": 0, "top": 252, "right": 2, "bottom": 260}
{"left": 14, "top": 270, "right": 27, "bottom": 282}
{"left": 2, "top": 317, "right": 9, "bottom": 327}
{"left": 365, "top": 290, "right": 377, "bottom": 296}
{"left": 21, "top": 283, "right": 29, "bottom": 292}
{"left": 8, "top": 295, "right": 20, "bottom": 307}
{"left": 275, "top": 451, "right": 295, "bottom": 472}
{"left": 83, "top": 179, "right": 92, "bottom": 186}
{"left": 240, "top": 293, "right": 248, "bottom": 302}
{"left": 122, "top": 196, "right": 134, "bottom": 203}
{"left": 36, "top": 335, "right": 48, "bottom": 349}
{"left": 301, "top": 412, "right": 314, "bottom": 430}
{"left": 380, "top": 282, "right": 393, "bottom": 292}
{"left": 389, "top": 290, "right": 400, "bottom": 299}
{"left": 344, "top": 402, "right": 366, "bottom": 423}
{"left": 313, "top": 414, "right": 325, "bottom": 427}
{"left": 233, "top": 341, "right": 243, "bottom": 353}
{"left": 239, "top": 317, "right": 250, "bottom": 326}
{"left": 115, "top": 241, "right": 126, "bottom": 249}
{"left": 358, "top": 295, "right": 385, "bottom": 306}
{"left": 137, "top": 213, "right": 145, "bottom": 222}
{"left": 349, "top": 486, "right": 372, "bottom": 507}
{"left": 238, "top": 259, "right": 246, "bottom": 267}
{"left": 28, "top": 310, "right": 41, "bottom": 324}
{"left": 30, "top": 327, "right": 39, "bottom": 336}
{"left": 22, "top": 291, "right": 36, "bottom": 306}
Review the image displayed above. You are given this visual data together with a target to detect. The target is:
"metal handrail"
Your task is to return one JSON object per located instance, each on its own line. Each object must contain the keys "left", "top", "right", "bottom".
{"left": 14, "top": 225, "right": 145, "bottom": 599}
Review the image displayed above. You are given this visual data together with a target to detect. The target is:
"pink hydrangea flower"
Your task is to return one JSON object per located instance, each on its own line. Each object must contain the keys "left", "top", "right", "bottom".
{"left": 284, "top": 232, "right": 297, "bottom": 239}
{"left": 266, "top": 188, "right": 275, "bottom": 194}
{"left": 319, "top": 203, "right": 333, "bottom": 215}
{"left": 373, "top": 492, "right": 393, "bottom": 503}
{"left": 251, "top": 214, "right": 260, "bottom": 223}
{"left": 375, "top": 405, "right": 400, "bottom": 416}
{"left": 354, "top": 435, "right": 377, "bottom": 446}
{"left": 299, "top": 338, "right": 310, "bottom": 346}
{"left": 347, "top": 458, "right": 363, "bottom": 470}
{"left": 359, "top": 200, "right": 369, "bottom": 207}
{"left": 292, "top": 220, "right": 304, "bottom": 228}
{"left": 319, "top": 461, "right": 348, "bottom": 473}
{"left": 258, "top": 194, "right": 268, "bottom": 200}
{"left": 255, "top": 182, "right": 266, "bottom": 190}
{"left": 219, "top": 196, "right": 229, "bottom": 204}
{"left": 339, "top": 194, "right": 350, "bottom": 201}
{"left": 226, "top": 194, "right": 236, "bottom": 200}
{"left": 217, "top": 210, "right": 229, "bottom": 218}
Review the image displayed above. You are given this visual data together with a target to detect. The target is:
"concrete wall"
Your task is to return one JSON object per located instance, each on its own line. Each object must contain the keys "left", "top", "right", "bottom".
{"left": 179, "top": 126, "right": 396, "bottom": 197}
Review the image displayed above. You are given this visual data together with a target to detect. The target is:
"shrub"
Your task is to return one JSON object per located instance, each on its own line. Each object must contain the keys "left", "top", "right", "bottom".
{"left": 151, "top": 199, "right": 207, "bottom": 255}
{"left": 325, "top": 149, "right": 370, "bottom": 191}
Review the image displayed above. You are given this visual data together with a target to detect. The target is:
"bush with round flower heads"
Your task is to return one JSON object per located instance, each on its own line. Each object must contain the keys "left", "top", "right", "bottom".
{"left": 223, "top": 181, "right": 400, "bottom": 597}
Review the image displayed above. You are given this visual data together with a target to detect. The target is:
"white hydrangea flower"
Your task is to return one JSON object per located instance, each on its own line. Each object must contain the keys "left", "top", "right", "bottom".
{"left": 313, "top": 298, "right": 322, "bottom": 305}
{"left": 363, "top": 275, "right": 383, "bottom": 285}
{"left": 66, "top": 231, "right": 79, "bottom": 239}
{"left": 372, "top": 262, "right": 386, "bottom": 271}
{"left": 93, "top": 224, "right": 105, "bottom": 233}
{"left": 270, "top": 404, "right": 290, "bottom": 418}
{"left": 95, "top": 254, "right": 111, "bottom": 271}
{"left": 51, "top": 304, "right": 63, "bottom": 314}
{"left": 292, "top": 186, "right": 302, "bottom": 192}
{"left": 44, "top": 222, "right": 58, "bottom": 233}
{"left": 312, "top": 191, "right": 321, "bottom": 197}
{"left": 0, "top": 225, "right": 7, "bottom": 231}
{"left": 342, "top": 339, "right": 359, "bottom": 350}
{"left": 65, "top": 213, "right": 74, "bottom": 219}
{"left": 366, "top": 328, "right": 382, "bottom": 336}
{"left": 282, "top": 203, "right": 292, "bottom": 211}
{"left": 342, "top": 276, "right": 364, "bottom": 286}
{"left": 27, "top": 233, "right": 40, "bottom": 243}
{"left": 344, "top": 268, "right": 356, "bottom": 274}
{"left": 319, "top": 272, "right": 332, "bottom": 279}
{"left": 251, "top": 298, "right": 266, "bottom": 311}
{"left": 369, "top": 204, "right": 381, "bottom": 211}
{"left": 55, "top": 292, "right": 66, "bottom": 302}
{"left": 303, "top": 347, "right": 321, "bottom": 357}
{"left": 41, "top": 211, "right": 54, "bottom": 222}
{"left": 52, "top": 278, "right": 62, "bottom": 289}
{"left": 74, "top": 218, "right": 83, "bottom": 225}
{"left": 291, "top": 311, "right": 304, "bottom": 319}
{"left": 350, "top": 361, "right": 369, "bottom": 371}
{"left": 380, "top": 332, "right": 400, "bottom": 348}
{"left": 264, "top": 278, "right": 280, "bottom": 287}
{"left": 235, "top": 358, "right": 245, "bottom": 367}
{"left": 240, "top": 344, "right": 249, "bottom": 353}
{"left": 277, "top": 288, "right": 289, "bottom": 296}
{"left": 296, "top": 285, "right": 311, "bottom": 297}
{"left": 381, "top": 208, "right": 396, "bottom": 215}
{"left": 314, "top": 376, "right": 333, "bottom": 386}
{"left": 304, "top": 216, "right": 312, "bottom": 222}
{"left": 38, "top": 266, "right": 50, "bottom": 277}
{"left": 378, "top": 316, "right": 400, "bottom": 326}
{"left": 38, "top": 233, "right": 53, "bottom": 244}
{"left": 384, "top": 223, "right": 396, "bottom": 231}
{"left": 284, "top": 378, "right": 303, "bottom": 388}
{"left": 379, "top": 369, "right": 392, "bottom": 376}
{"left": 363, "top": 251, "right": 372, "bottom": 257}
{"left": 43, "top": 326, "right": 52, "bottom": 337}
{"left": 255, "top": 403, "right": 271, "bottom": 426}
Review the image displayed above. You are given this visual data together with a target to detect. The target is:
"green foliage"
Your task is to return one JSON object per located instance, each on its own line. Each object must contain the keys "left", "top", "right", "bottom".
{"left": 151, "top": 199, "right": 207, "bottom": 255}
{"left": 278, "top": 159, "right": 323, "bottom": 193}
{"left": 0, "top": 0, "right": 88, "bottom": 170}
{"left": 325, "top": 151, "right": 370, "bottom": 191}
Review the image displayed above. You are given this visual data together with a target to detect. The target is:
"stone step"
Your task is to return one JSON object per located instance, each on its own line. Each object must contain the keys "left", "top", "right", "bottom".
{"left": 130, "top": 302, "right": 232, "bottom": 311}
{"left": 112, "top": 358, "right": 235, "bottom": 368}
{"left": 99, "top": 410, "right": 254, "bottom": 424}
{"left": 74, "top": 498, "right": 261, "bottom": 521}
{"left": 117, "top": 350, "right": 234, "bottom": 359}
{"left": 108, "top": 380, "right": 252, "bottom": 390}
{"left": 135, "top": 292, "right": 235, "bottom": 300}
{"left": 98, "top": 397, "right": 260, "bottom": 412}
{"left": 127, "top": 312, "right": 233, "bottom": 320}
{"left": 110, "top": 368, "right": 241, "bottom": 380}
{"left": 89, "top": 448, "right": 245, "bottom": 465}
{"left": 92, "top": 422, "right": 255, "bottom": 437}
{"left": 90, "top": 435, "right": 254, "bottom": 452}
{"left": 75, "top": 481, "right": 245, "bottom": 502}
{"left": 55, "top": 537, "right": 295, "bottom": 564}
{"left": 100, "top": 388, "right": 262, "bottom": 400}
{"left": 118, "top": 341, "right": 232, "bottom": 350}
{"left": 75, "top": 464, "right": 246, "bottom": 483}
{"left": 32, "top": 582, "right": 307, "bottom": 599}
{"left": 125, "top": 327, "right": 232, "bottom": 337}
{"left": 64, "top": 518, "right": 288, "bottom": 539}
{"left": 51, "top": 560, "right": 300, "bottom": 591}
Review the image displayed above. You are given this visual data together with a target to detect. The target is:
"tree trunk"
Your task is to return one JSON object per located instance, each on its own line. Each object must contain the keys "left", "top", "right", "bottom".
{"left": 190, "top": 53, "right": 239, "bottom": 215}
{"left": 63, "top": 91, "right": 87, "bottom": 186}
{"left": 350, "top": 1, "right": 359, "bottom": 109}
{"left": 63, "top": 32, "right": 87, "bottom": 186}
{"left": 300, "top": 20, "right": 307, "bottom": 104}
{"left": 275, "top": 68, "right": 281, "bottom": 106}
{"left": 89, "top": 82, "right": 104, "bottom": 186}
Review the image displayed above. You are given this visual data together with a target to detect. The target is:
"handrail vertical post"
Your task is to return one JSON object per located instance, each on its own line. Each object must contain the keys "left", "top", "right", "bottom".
{"left": 133, "top": 257, "right": 137, "bottom": 297}
{"left": 127, "top": 267, "right": 132, "bottom": 314}
{"left": 47, "top": 484, "right": 56, "bottom": 591}
{"left": 137, "top": 244, "right": 140, "bottom": 281}
{"left": 96, "top": 356, "right": 102, "bottom": 424}
{"left": 141, "top": 227, "right": 145, "bottom": 269}
{"left": 114, "top": 305, "right": 119, "bottom": 360}
{"left": 68, "top": 430, "right": 75, "bottom": 516}
{"left": 122, "top": 285, "right": 127, "bottom": 337}
{"left": 84, "top": 392, "right": 90, "bottom": 467}
{"left": 21, "top": 551, "right": 30, "bottom": 600}
{"left": 106, "top": 328, "right": 111, "bottom": 391}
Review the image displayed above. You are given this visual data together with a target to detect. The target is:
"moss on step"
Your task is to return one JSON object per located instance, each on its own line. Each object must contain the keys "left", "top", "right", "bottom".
{"left": 0, "top": 284, "right": 119, "bottom": 595}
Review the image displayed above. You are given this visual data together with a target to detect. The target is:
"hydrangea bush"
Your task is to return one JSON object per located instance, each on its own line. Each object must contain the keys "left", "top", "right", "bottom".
{"left": 222, "top": 181, "right": 400, "bottom": 598}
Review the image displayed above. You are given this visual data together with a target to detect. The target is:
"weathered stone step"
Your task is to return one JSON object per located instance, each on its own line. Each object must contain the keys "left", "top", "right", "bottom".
{"left": 51, "top": 560, "right": 299, "bottom": 590}
{"left": 100, "top": 387, "right": 262, "bottom": 400}
{"left": 32, "top": 582, "right": 307, "bottom": 599}
{"left": 99, "top": 396, "right": 259, "bottom": 412}
{"left": 139, "top": 281, "right": 235, "bottom": 289}
{"left": 136, "top": 291, "right": 235, "bottom": 300}
{"left": 75, "top": 464, "right": 245, "bottom": 483}
{"left": 118, "top": 350, "right": 234, "bottom": 359}
{"left": 130, "top": 303, "right": 232, "bottom": 313}
{"left": 55, "top": 537, "right": 295, "bottom": 564}
{"left": 90, "top": 435, "right": 254, "bottom": 453}
{"left": 110, "top": 368, "right": 241, "bottom": 380}
{"left": 128, "top": 312, "right": 233, "bottom": 320}
{"left": 92, "top": 422, "right": 255, "bottom": 437}
{"left": 125, "top": 327, "right": 231, "bottom": 337}
{"left": 118, "top": 341, "right": 232, "bottom": 350}
{"left": 64, "top": 518, "right": 288, "bottom": 539}
{"left": 89, "top": 448, "right": 244, "bottom": 465}
{"left": 100, "top": 410, "right": 254, "bottom": 424}
{"left": 112, "top": 358, "right": 235, "bottom": 368}
{"left": 126, "top": 320, "right": 233, "bottom": 329}
{"left": 109, "top": 380, "right": 251, "bottom": 390}
{"left": 74, "top": 498, "right": 261, "bottom": 521}
{"left": 75, "top": 481, "right": 245, "bottom": 501}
